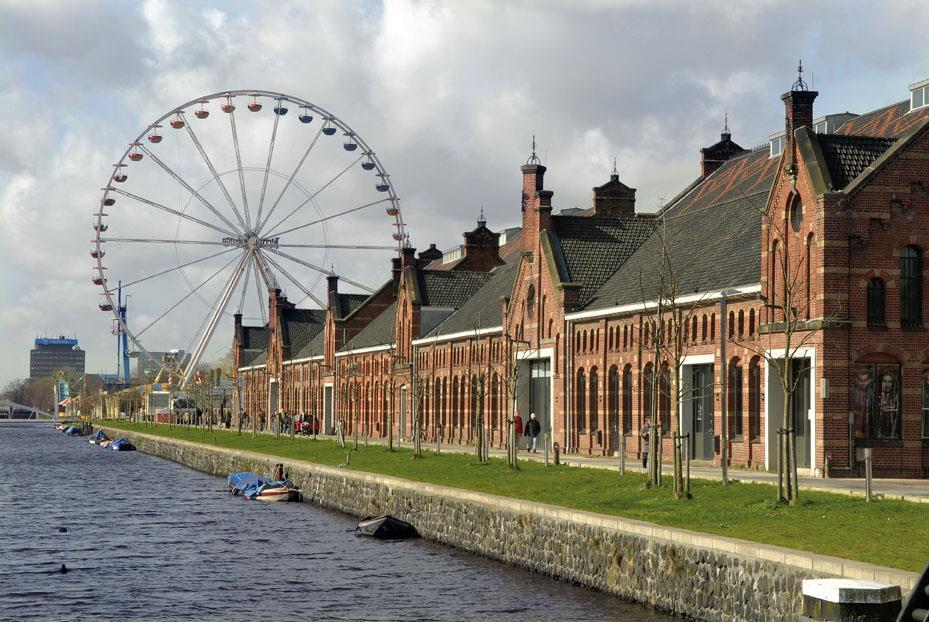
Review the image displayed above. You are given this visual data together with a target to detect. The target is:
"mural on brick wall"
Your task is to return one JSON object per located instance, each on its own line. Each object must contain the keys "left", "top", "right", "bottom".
{"left": 851, "top": 363, "right": 902, "bottom": 439}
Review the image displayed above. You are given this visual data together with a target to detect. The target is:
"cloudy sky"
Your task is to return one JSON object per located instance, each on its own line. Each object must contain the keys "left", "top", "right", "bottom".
{"left": 1, "top": 0, "right": 928, "bottom": 387}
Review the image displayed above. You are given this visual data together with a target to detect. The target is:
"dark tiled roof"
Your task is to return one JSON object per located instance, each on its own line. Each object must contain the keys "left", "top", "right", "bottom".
{"left": 417, "top": 271, "right": 493, "bottom": 308}
{"left": 337, "top": 293, "right": 369, "bottom": 318}
{"left": 280, "top": 308, "right": 326, "bottom": 354}
{"left": 588, "top": 193, "right": 764, "bottom": 310}
{"left": 663, "top": 148, "right": 778, "bottom": 216}
{"left": 241, "top": 326, "right": 269, "bottom": 350}
{"left": 342, "top": 303, "right": 396, "bottom": 350}
{"left": 242, "top": 349, "right": 266, "bottom": 367}
{"left": 816, "top": 134, "right": 896, "bottom": 190}
{"left": 292, "top": 330, "right": 326, "bottom": 360}
{"left": 425, "top": 261, "right": 519, "bottom": 337}
{"left": 834, "top": 100, "right": 929, "bottom": 138}
{"left": 552, "top": 215, "right": 656, "bottom": 306}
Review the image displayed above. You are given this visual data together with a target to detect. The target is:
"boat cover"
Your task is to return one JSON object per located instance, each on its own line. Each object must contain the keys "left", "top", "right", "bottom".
{"left": 227, "top": 472, "right": 292, "bottom": 499}
{"left": 109, "top": 438, "right": 136, "bottom": 451}
{"left": 88, "top": 430, "right": 110, "bottom": 443}
{"left": 63, "top": 426, "right": 83, "bottom": 436}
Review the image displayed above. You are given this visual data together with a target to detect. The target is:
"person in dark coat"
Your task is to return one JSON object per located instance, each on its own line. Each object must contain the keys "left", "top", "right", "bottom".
{"left": 524, "top": 413, "right": 541, "bottom": 452}
{"left": 640, "top": 416, "right": 652, "bottom": 469}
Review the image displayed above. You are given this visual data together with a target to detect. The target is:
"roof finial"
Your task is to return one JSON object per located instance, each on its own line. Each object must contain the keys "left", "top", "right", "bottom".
{"left": 527, "top": 134, "right": 541, "bottom": 165}
{"left": 724, "top": 112, "right": 729, "bottom": 133}
{"left": 791, "top": 59, "right": 808, "bottom": 91}
{"left": 478, "top": 204, "right": 486, "bottom": 225}
{"left": 611, "top": 157, "right": 618, "bottom": 177}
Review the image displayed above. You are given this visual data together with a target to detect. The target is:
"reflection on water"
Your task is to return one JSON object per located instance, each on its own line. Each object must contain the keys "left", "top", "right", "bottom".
{"left": 0, "top": 424, "right": 676, "bottom": 621}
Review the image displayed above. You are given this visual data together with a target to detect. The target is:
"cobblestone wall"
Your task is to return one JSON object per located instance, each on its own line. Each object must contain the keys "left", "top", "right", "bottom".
{"left": 109, "top": 429, "right": 914, "bottom": 621}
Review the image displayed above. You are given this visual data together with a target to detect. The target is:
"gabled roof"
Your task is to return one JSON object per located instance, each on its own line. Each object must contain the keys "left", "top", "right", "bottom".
{"left": 551, "top": 215, "right": 656, "bottom": 306}
{"left": 834, "top": 100, "right": 929, "bottom": 138}
{"left": 416, "top": 270, "right": 494, "bottom": 308}
{"left": 335, "top": 293, "right": 370, "bottom": 319}
{"left": 280, "top": 308, "right": 325, "bottom": 354}
{"left": 816, "top": 134, "right": 896, "bottom": 190}
{"left": 587, "top": 192, "right": 764, "bottom": 311}
{"left": 342, "top": 302, "right": 396, "bottom": 350}
{"left": 293, "top": 330, "right": 325, "bottom": 360}
{"left": 242, "top": 349, "right": 267, "bottom": 367}
{"left": 424, "top": 261, "right": 519, "bottom": 337}
{"left": 241, "top": 326, "right": 269, "bottom": 350}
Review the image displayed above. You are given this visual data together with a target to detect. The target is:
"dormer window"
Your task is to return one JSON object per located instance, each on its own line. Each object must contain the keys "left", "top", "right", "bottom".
{"left": 910, "top": 79, "right": 929, "bottom": 111}
{"left": 769, "top": 133, "right": 785, "bottom": 158}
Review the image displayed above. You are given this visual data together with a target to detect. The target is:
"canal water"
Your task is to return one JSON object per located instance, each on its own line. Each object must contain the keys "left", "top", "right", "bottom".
{"left": 0, "top": 423, "right": 677, "bottom": 621}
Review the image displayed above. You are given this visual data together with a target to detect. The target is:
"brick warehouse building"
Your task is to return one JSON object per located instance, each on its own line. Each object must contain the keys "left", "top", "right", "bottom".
{"left": 234, "top": 76, "right": 929, "bottom": 478}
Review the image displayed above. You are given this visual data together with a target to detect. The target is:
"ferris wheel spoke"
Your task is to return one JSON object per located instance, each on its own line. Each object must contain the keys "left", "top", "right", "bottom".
{"left": 134, "top": 252, "right": 241, "bottom": 339}
{"left": 267, "top": 248, "right": 375, "bottom": 294}
{"left": 107, "top": 247, "right": 237, "bottom": 292}
{"left": 259, "top": 250, "right": 327, "bottom": 308}
{"left": 253, "top": 107, "right": 281, "bottom": 230}
{"left": 108, "top": 188, "right": 238, "bottom": 237}
{"left": 99, "top": 237, "right": 226, "bottom": 246}
{"left": 271, "top": 197, "right": 390, "bottom": 239}
{"left": 181, "top": 252, "right": 250, "bottom": 387}
{"left": 277, "top": 243, "right": 397, "bottom": 250}
{"left": 256, "top": 124, "right": 324, "bottom": 234}
{"left": 252, "top": 249, "right": 280, "bottom": 291}
{"left": 262, "top": 153, "right": 364, "bottom": 237}
{"left": 237, "top": 251, "right": 253, "bottom": 314}
{"left": 228, "top": 111, "right": 252, "bottom": 230}
{"left": 138, "top": 145, "right": 243, "bottom": 235}
{"left": 251, "top": 258, "right": 268, "bottom": 325}
{"left": 183, "top": 119, "right": 249, "bottom": 231}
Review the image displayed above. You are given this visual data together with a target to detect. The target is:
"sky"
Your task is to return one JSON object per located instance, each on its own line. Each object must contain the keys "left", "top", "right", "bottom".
{"left": 1, "top": 0, "right": 928, "bottom": 387}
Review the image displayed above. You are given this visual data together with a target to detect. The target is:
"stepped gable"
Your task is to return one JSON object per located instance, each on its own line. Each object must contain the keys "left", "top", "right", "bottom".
{"left": 816, "top": 134, "right": 897, "bottom": 190}
{"left": 834, "top": 100, "right": 929, "bottom": 138}
{"left": 424, "top": 261, "right": 519, "bottom": 337}
{"left": 342, "top": 302, "right": 397, "bottom": 350}
{"left": 280, "top": 307, "right": 326, "bottom": 356}
{"left": 551, "top": 215, "right": 656, "bottom": 306}
{"left": 416, "top": 270, "right": 494, "bottom": 308}
{"left": 588, "top": 192, "right": 764, "bottom": 310}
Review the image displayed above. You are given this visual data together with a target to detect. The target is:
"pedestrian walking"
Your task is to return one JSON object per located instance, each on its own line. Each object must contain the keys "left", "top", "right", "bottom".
{"left": 524, "top": 413, "right": 541, "bottom": 452}
{"left": 640, "top": 416, "right": 652, "bottom": 469}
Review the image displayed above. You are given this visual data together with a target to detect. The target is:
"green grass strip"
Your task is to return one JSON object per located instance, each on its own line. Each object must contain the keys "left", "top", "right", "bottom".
{"left": 103, "top": 421, "right": 928, "bottom": 572}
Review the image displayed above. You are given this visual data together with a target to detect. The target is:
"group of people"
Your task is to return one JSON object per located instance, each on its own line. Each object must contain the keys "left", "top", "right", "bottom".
{"left": 513, "top": 412, "right": 543, "bottom": 452}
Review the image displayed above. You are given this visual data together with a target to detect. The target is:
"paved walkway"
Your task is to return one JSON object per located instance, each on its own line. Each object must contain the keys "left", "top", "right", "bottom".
{"left": 310, "top": 431, "right": 929, "bottom": 504}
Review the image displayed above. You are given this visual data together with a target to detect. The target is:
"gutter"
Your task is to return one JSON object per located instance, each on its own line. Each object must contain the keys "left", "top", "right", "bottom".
{"left": 565, "top": 284, "right": 761, "bottom": 322}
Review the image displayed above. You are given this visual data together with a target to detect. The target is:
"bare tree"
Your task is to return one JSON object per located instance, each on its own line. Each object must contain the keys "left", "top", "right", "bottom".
{"left": 466, "top": 328, "right": 493, "bottom": 463}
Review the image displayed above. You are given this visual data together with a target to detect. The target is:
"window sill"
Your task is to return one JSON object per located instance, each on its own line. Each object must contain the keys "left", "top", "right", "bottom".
{"left": 902, "top": 324, "right": 925, "bottom": 332}
{"left": 855, "top": 438, "right": 903, "bottom": 447}
{"left": 867, "top": 323, "right": 887, "bottom": 330}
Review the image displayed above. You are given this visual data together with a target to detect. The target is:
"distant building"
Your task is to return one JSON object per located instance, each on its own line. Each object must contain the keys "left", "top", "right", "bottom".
{"left": 133, "top": 349, "right": 190, "bottom": 380}
{"left": 30, "top": 337, "right": 85, "bottom": 380}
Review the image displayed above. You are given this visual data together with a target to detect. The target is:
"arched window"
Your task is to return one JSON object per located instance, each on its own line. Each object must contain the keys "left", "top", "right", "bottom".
{"left": 642, "top": 363, "right": 654, "bottom": 424}
{"left": 441, "top": 377, "right": 448, "bottom": 428}
{"left": 470, "top": 376, "right": 478, "bottom": 430}
{"left": 582, "top": 331, "right": 588, "bottom": 353}
{"left": 901, "top": 246, "right": 923, "bottom": 329}
{"left": 701, "top": 314, "right": 708, "bottom": 341}
{"left": 452, "top": 377, "right": 459, "bottom": 428}
{"left": 738, "top": 310, "right": 745, "bottom": 337}
{"left": 623, "top": 325, "right": 628, "bottom": 349}
{"left": 589, "top": 367, "right": 599, "bottom": 433}
{"left": 575, "top": 331, "right": 581, "bottom": 353}
{"left": 575, "top": 369, "right": 587, "bottom": 432}
{"left": 659, "top": 363, "right": 671, "bottom": 434}
{"left": 749, "top": 309, "right": 756, "bottom": 336}
{"left": 867, "top": 278, "right": 886, "bottom": 328}
{"left": 608, "top": 327, "right": 614, "bottom": 350}
{"left": 490, "top": 373, "right": 499, "bottom": 432}
{"left": 728, "top": 358, "right": 743, "bottom": 437}
{"left": 691, "top": 316, "right": 698, "bottom": 342}
{"left": 622, "top": 365, "right": 633, "bottom": 433}
{"left": 710, "top": 313, "right": 716, "bottom": 341}
{"left": 728, "top": 311, "right": 735, "bottom": 340}
{"left": 806, "top": 233, "right": 814, "bottom": 319}
{"left": 770, "top": 240, "right": 780, "bottom": 317}
{"left": 749, "top": 357, "right": 761, "bottom": 440}
{"left": 608, "top": 365, "right": 619, "bottom": 435}
{"left": 547, "top": 319, "right": 553, "bottom": 340}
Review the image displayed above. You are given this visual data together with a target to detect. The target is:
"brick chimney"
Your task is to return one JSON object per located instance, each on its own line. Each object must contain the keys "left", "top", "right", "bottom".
{"left": 392, "top": 246, "right": 417, "bottom": 287}
{"left": 454, "top": 214, "right": 504, "bottom": 271}
{"left": 781, "top": 65, "right": 818, "bottom": 168}
{"left": 699, "top": 122, "right": 746, "bottom": 177}
{"left": 592, "top": 174, "right": 636, "bottom": 218}
{"left": 417, "top": 243, "right": 442, "bottom": 266}
{"left": 521, "top": 163, "right": 552, "bottom": 252}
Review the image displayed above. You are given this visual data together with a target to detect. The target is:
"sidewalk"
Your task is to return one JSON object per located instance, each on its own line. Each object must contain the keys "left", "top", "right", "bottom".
{"left": 312, "top": 430, "right": 929, "bottom": 504}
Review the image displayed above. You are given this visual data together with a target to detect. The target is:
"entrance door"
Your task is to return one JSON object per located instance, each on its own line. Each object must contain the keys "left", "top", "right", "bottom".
{"left": 790, "top": 359, "right": 811, "bottom": 468}
{"left": 323, "top": 385, "right": 333, "bottom": 435}
{"left": 529, "top": 360, "right": 551, "bottom": 449}
{"left": 691, "top": 365, "right": 715, "bottom": 460}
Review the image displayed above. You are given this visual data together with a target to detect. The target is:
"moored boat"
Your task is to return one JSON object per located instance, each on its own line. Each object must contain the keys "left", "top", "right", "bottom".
{"left": 88, "top": 430, "right": 110, "bottom": 445}
{"left": 108, "top": 438, "right": 136, "bottom": 451}
{"left": 356, "top": 515, "right": 418, "bottom": 539}
{"left": 63, "top": 426, "right": 84, "bottom": 436}
{"left": 227, "top": 472, "right": 300, "bottom": 502}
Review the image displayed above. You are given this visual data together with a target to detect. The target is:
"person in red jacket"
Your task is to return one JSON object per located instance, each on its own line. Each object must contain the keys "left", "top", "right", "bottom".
{"left": 513, "top": 411, "right": 524, "bottom": 450}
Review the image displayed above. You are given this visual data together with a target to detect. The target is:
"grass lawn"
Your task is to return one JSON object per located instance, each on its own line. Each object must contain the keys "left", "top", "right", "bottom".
{"left": 102, "top": 420, "right": 928, "bottom": 572}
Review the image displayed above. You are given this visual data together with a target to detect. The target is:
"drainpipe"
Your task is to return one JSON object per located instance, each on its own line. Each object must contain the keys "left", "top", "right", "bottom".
{"left": 720, "top": 292, "right": 729, "bottom": 485}
{"left": 565, "top": 317, "right": 573, "bottom": 453}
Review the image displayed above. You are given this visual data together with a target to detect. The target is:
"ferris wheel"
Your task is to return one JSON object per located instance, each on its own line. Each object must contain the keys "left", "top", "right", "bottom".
{"left": 92, "top": 90, "right": 406, "bottom": 387}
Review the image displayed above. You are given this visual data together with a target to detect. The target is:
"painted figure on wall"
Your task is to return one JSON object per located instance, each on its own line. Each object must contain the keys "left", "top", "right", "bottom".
{"left": 851, "top": 364, "right": 901, "bottom": 439}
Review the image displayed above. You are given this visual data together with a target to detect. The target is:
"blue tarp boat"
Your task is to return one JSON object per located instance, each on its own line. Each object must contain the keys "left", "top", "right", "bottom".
{"left": 109, "top": 438, "right": 136, "bottom": 451}
{"left": 63, "top": 426, "right": 83, "bottom": 436}
{"left": 88, "top": 430, "right": 110, "bottom": 445}
{"left": 227, "top": 472, "right": 299, "bottom": 502}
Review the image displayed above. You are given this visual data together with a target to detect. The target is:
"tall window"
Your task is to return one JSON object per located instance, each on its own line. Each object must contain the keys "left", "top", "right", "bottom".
{"left": 608, "top": 366, "right": 619, "bottom": 434}
{"left": 643, "top": 363, "right": 654, "bottom": 423}
{"left": 659, "top": 364, "right": 671, "bottom": 434}
{"left": 575, "top": 369, "right": 587, "bottom": 432}
{"left": 749, "top": 358, "right": 761, "bottom": 440}
{"left": 490, "top": 373, "right": 499, "bottom": 431}
{"left": 622, "top": 365, "right": 633, "bottom": 433}
{"left": 923, "top": 370, "right": 929, "bottom": 439}
{"left": 728, "top": 359, "right": 743, "bottom": 437}
{"left": 589, "top": 367, "right": 599, "bottom": 433}
{"left": 452, "top": 377, "right": 459, "bottom": 428}
{"left": 867, "top": 278, "right": 886, "bottom": 328}
{"left": 901, "top": 246, "right": 923, "bottom": 329}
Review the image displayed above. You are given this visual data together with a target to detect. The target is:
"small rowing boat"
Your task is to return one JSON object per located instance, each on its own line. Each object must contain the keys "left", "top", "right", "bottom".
{"left": 227, "top": 472, "right": 300, "bottom": 502}
{"left": 356, "top": 515, "right": 418, "bottom": 539}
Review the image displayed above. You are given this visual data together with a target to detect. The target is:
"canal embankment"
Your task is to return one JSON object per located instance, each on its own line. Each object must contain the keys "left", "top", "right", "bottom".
{"left": 100, "top": 426, "right": 919, "bottom": 621}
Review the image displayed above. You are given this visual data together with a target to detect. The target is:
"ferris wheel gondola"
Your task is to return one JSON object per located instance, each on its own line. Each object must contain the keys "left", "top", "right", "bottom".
{"left": 91, "top": 90, "right": 406, "bottom": 387}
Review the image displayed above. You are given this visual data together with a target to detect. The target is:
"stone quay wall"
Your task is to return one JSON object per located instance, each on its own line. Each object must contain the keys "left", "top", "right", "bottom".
{"left": 105, "top": 428, "right": 918, "bottom": 621}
